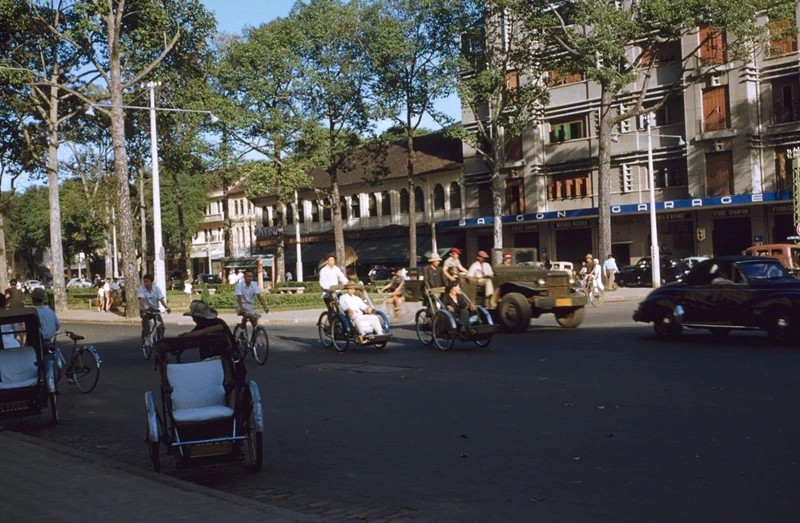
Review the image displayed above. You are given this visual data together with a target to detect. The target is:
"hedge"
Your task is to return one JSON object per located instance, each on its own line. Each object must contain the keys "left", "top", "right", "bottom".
{"left": 204, "top": 292, "right": 321, "bottom": 311}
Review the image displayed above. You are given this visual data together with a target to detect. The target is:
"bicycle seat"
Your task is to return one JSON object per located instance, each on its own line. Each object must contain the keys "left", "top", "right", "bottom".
{"left": 67, "top": 333, "right": 85, "bottom": 342}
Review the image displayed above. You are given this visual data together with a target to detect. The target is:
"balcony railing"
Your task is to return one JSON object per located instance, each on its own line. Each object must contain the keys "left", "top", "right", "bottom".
{"left": 202, "top": 213, "right": 224, "bottom": 223}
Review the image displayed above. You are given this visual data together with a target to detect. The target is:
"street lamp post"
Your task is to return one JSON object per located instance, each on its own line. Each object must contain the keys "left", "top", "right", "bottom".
{"left": 146, "top": 81, "right": 167, "bottom": 297}
{"left": 295, "top": 190, "right": 303, "bottom": 282}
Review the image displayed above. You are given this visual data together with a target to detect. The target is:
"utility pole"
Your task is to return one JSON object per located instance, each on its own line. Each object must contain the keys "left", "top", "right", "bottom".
{"left": 147, "top": 81, "right": 167, "bottom": 299}
{"left": 140, "top": 172, "right": 147, "bottom": 278}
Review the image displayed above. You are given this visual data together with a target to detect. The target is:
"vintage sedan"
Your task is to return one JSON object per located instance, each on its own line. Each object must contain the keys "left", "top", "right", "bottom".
{"left": 617, "top": 256, "right": 689, "bottom": 287}
{"left": 633, "top": 255, "right": 800, "bottom": 343}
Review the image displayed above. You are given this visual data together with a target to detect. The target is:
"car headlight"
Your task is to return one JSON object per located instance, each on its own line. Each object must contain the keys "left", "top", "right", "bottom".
{"left": 537, "top": 279, "right": 546, "bottom": 285}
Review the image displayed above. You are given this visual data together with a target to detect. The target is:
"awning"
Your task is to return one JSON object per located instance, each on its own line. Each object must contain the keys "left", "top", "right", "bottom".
{"left": 220, "top": 256, "right": 273, "bottom": 269}
{"left": 355, "top": 233, "right": 465, "bottom": 266}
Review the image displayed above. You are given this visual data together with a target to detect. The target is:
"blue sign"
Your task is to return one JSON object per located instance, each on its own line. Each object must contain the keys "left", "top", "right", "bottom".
{"left": 439, "top": 191, "right": 792, "bottom": 229}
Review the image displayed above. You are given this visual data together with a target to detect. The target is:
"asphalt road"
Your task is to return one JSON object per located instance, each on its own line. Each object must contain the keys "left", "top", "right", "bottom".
{"left": 6, "top": 303, "right": 800, "bottom": 522}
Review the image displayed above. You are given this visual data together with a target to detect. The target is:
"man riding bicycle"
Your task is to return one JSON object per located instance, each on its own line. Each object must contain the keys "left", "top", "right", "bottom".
{"left": 318, "top": 255, "right": 348, "bottom": 310}
{"left": 234, "top": 269, "right": 269, "bottom": 332}
{"left": 138, "top": 274, "right": 170, "bottom": 348}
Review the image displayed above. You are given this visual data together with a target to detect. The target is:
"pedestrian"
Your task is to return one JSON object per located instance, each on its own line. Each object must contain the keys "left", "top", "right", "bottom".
{"left": 228, "top": 269, "right": 238, "bottom": 285}
{"left": 5, "top": 279, "right": 24, "bottom": 310}
{"left": 380, "top": 268, "right": 405, "bottom": 320}
{"left": 104, "top": 278, "right": 112, "bottom": 311}
{"left": 183, "top": 276, "right": 193, "bottom": 308}
{"left": 96, "top": 283, "right": 105, "bottom": 312}
{"left": 110, "top": 278, "right": 121, "bottom": 310}
{"left": 286, "top": 271, "right": 293, "bottom": 282}
{"left": 604, "top": 254, "right": 619, "bottom": 291}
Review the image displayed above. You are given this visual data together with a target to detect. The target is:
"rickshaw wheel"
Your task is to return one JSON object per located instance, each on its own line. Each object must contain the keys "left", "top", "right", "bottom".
{"left": 331, "top": 316, "right": 350, "bottom": 353}
{"left": 148, "top": 441, "right": 161, "bottom": 473}
{"left": 318, "top": 312, "right": 333, "bottom": 348}
{"left": 245, "top": 403, "right": 263, "bottom": 473}
{"left": 373, "top": 339, "right": 388, "bottom": 350}
{"left": 431, "top": 312, "right": 455, "bottom": 351}
{"left": 415, "top": 309, "right": 433, "bottom": 346}
{"left": 474, "top": 335, "right": 492, "bottom": 348}
{"left": 49, "top": 392, "right": 58, "bottom": 425}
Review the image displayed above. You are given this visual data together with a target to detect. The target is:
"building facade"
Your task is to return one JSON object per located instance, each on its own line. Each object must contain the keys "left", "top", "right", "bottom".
{"left": 250, "top": 133, "right": 464, "bottom": 280}
{"left": 450, "top": 8, "right": 800, "bottom": 266}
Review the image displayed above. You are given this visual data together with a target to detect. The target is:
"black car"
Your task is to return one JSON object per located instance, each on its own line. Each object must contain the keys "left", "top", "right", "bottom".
{"left": 616, "top": 256, "right": 689, "bottom": 287}
{"left": 633, "top": 255, "right": 800, "bottom": 343}
{"left": 195, "top": 274, "right": 221, "bottom": 284}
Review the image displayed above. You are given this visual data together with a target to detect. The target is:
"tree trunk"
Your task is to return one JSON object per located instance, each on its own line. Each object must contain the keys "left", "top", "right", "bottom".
{"left": 170, "top": 172, "right": 189, "bottom": 274}
{"left": 406, "top": 126, "right": 417, "bottom": 268}
{"left": 0, "top": 211, "right": 9, "bottom": 291}
{"left": 597, "top": 87, "right": 614, "bottom": 262}
{"left": 491, "top": 165, "right": 504, "bottom": 264}
{"left": 107, "top": 21, "right": 140, "bottom": 319}
{"left": 221, "top": 133, "right": 233, "bottom": 267}
{"left": 104, "top": 204, "right": 114, "bottom": 278}
{"left": 330, "top": 170, "right": 345, "bottom": 272}
{"left": 140, "top": 172, "right": 148, "bottom": 278}
{"left": 275, "top": 199, "right": 285, "bottom": 285}
{"left": 47, "top": 82, "right": 67, "bottom": 313}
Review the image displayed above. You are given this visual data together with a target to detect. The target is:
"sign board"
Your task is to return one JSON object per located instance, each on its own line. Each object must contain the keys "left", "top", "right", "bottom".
{"left": 712, "top": 207, "right": 750, "bottom": 218}
{"left": 771, "top": 203, "right": 793, "bottom": 213}
{"left": 696, "top": 228, "right": 706, "bottom": 242}
{"left": 554, "top": 220, "right": 590, "bottom": 229}
{"left": 656, "top": 212, "right": 690, "bottom": 221}
{"left": 509, "top": 223, "right": 539, "bottom": 233}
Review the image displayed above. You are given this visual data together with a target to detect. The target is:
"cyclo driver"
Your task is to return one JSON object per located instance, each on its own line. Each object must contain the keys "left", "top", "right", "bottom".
{"left": 234, "top": 269, "right": 269, "bottom": 332}
{"left": 318, "top": 255, "right": 348, "bottom": 309}
{"left": 139, "top": 274, "right": 170, "bottom": 348}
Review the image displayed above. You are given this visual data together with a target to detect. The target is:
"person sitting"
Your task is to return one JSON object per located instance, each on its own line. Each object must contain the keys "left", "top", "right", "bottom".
{"left": 502, "top": 252, "right": 513, "bottom": 266}
{"left": 0, "top": 295, "right": 20, "bottom": 349}
{"left": 380, "top": 268, "right": 405, "bottom": 319}
{"left": 467, "top": 250, "right": 495, "bottom": 298}
{"left": 338, "top": 283, "right": 384, "bottom": 341}
{"left": 441, "top": 281, "right": 477, "bottom": 335}
{"left": 31, "top": 288, "right": 60, "bottom": 349}
{"left": 443, "top": 248, "right": 468, "bottom": 282}
{"left": 712, "top": 269, "right": 734, "bottom": 286}
{"left": 179, "top": 300, "right": 236, "bottom": 360}
{"left": 423, "top": 253, "right": 446, "bottom": 295}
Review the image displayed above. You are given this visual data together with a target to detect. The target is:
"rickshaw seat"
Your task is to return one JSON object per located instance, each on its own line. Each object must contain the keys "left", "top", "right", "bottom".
{"left": 167, "top": 359, "right": 234, "bottom": 423}
{"left": 0, "top": 346, "right": 38, "bottom": 390}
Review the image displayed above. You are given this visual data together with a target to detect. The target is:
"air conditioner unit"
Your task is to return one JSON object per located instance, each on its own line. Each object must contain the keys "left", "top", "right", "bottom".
{"left": 714, "top": 140, "right": 725, "bottom": 152}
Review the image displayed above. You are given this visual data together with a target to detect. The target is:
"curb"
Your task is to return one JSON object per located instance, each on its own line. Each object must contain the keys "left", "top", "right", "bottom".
{"left": 0, "top": 431, "right": 319, "bottom": 522}
{"left": 60, "top": 317, "right": 323, "bottom": 326}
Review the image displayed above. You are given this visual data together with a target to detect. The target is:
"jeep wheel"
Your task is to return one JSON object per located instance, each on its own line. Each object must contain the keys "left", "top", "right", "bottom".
{"left": 554, "top": 307, "right": 585, "bottom": 329}
{"left": 498, "top": 293, "right": 531, "bottom": 333}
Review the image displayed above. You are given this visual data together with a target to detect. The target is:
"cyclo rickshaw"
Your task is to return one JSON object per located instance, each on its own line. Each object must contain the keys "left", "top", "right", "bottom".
{"left": 406, "top": 275, "right": 498, "bottom": 351}
{"left": 144, "top": 333, "right": 264, "bottom": 473}
{"left": 0, "top": 308, "right": 58, "bottom": 424}
{"left": 317, "top": 284, "right": 392, "bottom": 352}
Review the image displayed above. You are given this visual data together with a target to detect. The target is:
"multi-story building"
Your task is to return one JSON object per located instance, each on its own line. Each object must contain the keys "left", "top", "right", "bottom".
{"left": 250, "top": 132, "right": 464, "bottom": 279}
{"left": 189, "top": 183, "right": 263, "bottom": 276}
{"left": 448, "top": 8, "right": 800, "bottom": 266}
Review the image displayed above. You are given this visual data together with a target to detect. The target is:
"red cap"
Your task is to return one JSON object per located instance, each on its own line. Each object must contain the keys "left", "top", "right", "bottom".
{"left": 477, "top": 250, "right": 489, "bottom": 258}
{"left": 503, "top": 252, "right": 512, "bottom": 258}
{"left": 450, "top": 248, "right": 462, "bottom": 255}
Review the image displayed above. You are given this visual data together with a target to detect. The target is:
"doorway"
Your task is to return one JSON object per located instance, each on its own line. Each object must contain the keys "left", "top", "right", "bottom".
{"left": 712, "top": 217, "right": 752, "bottom": 255}
{"left": 611, "top": 243, "right": 631, "bottom": 266}
{"left": 555, "top": 228, "right": 593, "bottom": 265}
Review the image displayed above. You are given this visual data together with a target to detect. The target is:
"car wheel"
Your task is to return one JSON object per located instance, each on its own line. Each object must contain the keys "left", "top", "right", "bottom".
{"left": 497, "top": 293, "right": 531, "bottom": 333}
{"left": 555, "top": 307, "right": 585, "bottom": 328}
{"left": 653, "top": 308, "right": 682, "bottom": 340}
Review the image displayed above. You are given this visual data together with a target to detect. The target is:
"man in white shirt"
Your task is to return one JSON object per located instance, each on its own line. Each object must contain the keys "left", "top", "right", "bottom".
{"left": 603, "top": 255, "right": 619, "bottom": 291}
{"left": 319, "top": 255, "right": 349, "bottom": 311}
{"left": 31, "top": 288, "right": 60, "bottom": 343}
{"left": 338, "top": 283, "right": 384, "bottom": 339}
{"left": 228, "top": 270, "right": 238, "bottom": 285}
{"left": 234, "top": 269, "right": 269, "bottom": 331}
{"left": 138, "top": 274, "right": 170, "bottom": 347}
{"left": 467, "top": 250, "right": 495, "bottom": 298}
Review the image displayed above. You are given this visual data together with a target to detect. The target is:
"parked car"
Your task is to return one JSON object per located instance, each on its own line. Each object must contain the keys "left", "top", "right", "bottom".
{"left": 366, "top": 267, "right": 394, "bottom": 284}
{"left": 681, "top": 256, "right": 709, "bottom": 270}
{"left": 742, "top": 244, "right": 800, "bottom": 275}
{"left": 633, "top": 255, "right": 800, "bottom": 343}
{"left": 66, "top": 278, "right": 92, "bottom": 289}
{"left": 195, "top": 274, "right": 221, "bottom": 284}
{"left": 24, "top": 280, "right": 45, "bottom": 293}
{"left": 616, "top": 257, "right": 689, "bottom": 287}
{"left": 548, "top": 261, "right": 574, "bottom": 273}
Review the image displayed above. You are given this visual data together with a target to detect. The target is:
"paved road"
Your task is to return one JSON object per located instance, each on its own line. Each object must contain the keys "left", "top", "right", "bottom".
{"left": 6, "top": 303, "right": 800, "bottom": 522}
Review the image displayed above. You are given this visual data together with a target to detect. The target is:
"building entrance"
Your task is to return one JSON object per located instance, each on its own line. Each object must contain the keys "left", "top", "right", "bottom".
{"left": 555, "top": 227, "right": 593, "bottom": 265}
{"left": 712, "top": 216, "right": 752, "bottom": 255}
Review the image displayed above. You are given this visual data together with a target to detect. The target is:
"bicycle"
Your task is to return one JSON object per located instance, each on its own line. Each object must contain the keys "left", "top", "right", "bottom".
{"left": 141, "top": 308, "right": 168, "bottom": 360}
{"left": 233, "top": 311, "right": 270, "bottom": 365}
{"left": 581, "top": 276, "right": 605, "bottom": 307}
{"left": 379, "top": 291, "right": 406, "bottom": 322}
{"left": 51, "top": 330, "right": 102, "bottom": 393}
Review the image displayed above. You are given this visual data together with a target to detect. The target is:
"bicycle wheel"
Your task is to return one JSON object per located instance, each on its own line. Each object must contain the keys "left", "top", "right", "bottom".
{"left": 143, "top": 319, "right": 156, "bottom": 360}
{"left": 415, "top": 309, "right": 433, "bottom": 345}
{"left": 318, "top": 312, "right": 333, "bottom": 347}
{"left": 591, "top": 287, "right": 605, "bottom": 307}
{"left": 71, "top": 348, "right": 100, "bottom": 393}
{"left": 331, "top": 316, "right": 350, "bottom": 353}
{"left": 53, "top": 349, "right": 63, "bottom": 384}
{"left": 252, "top": 327, "right": 269, "bottom": 365}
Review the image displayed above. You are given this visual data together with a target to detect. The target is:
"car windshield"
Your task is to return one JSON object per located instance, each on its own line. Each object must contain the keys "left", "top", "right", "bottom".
{"left": 737, "top": 261, "right": 791, "bottom": 281}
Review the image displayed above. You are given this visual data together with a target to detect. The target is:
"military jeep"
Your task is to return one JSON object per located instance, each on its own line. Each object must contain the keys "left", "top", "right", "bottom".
{"left": 459, "top": 248, "right": 587, "bottom": 332}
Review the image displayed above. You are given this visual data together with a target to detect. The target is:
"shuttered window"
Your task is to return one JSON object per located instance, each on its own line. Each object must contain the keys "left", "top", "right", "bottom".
{"left": 699, "top": 25, "right": 726, "bottom": 66}
{"left": 702, "top": 86, "right": 729, "bottom": 132}
{"left": 505, "top": 179, "right": 525, "bottom": 215}
{"left": 705, "top": 152, "right": 734, "bottom": 196}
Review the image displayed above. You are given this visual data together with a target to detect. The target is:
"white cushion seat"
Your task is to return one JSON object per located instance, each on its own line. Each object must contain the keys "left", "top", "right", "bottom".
{"left": 166, "top": 359, "right": 233, "bottom": 423}
{"left": 0, "top": 346, "right": 38, "bottom": 390}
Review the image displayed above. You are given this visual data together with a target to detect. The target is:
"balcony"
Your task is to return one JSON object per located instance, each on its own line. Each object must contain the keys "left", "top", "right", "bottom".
{"left": 772, "top": 99, "right": 800, "bottom": 125}
{"left": 202, "top": 213, "right": 224, "bottom": 223}
{"left": 544, "top": 136, "right": 596, "bottom": 165}
{"left": 191, "top": 240, "right": 224, "bottom": 259}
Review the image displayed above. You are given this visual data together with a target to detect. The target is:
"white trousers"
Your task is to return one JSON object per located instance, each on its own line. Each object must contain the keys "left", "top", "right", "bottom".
{"left": 353, "top": 312, "right": 384, "bottom": 336}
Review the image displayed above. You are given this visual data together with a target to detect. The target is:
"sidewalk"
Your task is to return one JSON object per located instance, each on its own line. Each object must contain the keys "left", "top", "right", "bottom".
{"left": 0, "top": 431, "right": 316, "bottom": 522}
{"left": 60, "top": 287, "right": 651, "bottom": 326}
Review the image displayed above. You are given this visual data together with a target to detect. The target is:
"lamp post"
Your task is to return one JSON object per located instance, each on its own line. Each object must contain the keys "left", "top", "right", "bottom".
{"left": 86, "top": 90, "right": 220, "bottom": 300}
{"left": 611, "top": 121, "right": 685, "bottom": 289}
{"left": 295, "top": 190, "right": 303, "bottom": 282}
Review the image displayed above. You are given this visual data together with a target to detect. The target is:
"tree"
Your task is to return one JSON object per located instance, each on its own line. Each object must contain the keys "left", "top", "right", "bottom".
{"left": 5, "top": 187, "right": 50, "bottom": 277}
{"left": 456, "top": 1, "right": 549, "bottom": 263}
{"left": 517, "top": 0, "right": 796, "bottom": 262}
{"left": 363, "top": 0, "right": 467, "bottom": 267}
{"left": 292, "top": 0, "right": 374, "bottom": 269}
{"left": 214, "top": 16, "right": 314, "bottom": 282}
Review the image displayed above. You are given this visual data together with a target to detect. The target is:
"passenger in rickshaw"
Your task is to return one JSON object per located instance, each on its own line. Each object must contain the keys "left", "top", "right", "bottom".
{"left": 423, "top": 253, "right": 446, "bottom": 294}
{"left": 442, "top": 281, "right": 477, "bottom": 335}
{"left": 31, "top": 288, "right": 60, "bottom": 348}
{"left": 339, "top": 282, "right": 384, "bottom": 341}
{"left": 467, "top": 250, "right": 494, "bottom": 298}
{"left": 179, "top": 300, "right": 236, "bottom": 360}
{"left": 0, "top": 295, "right": 20, "bottom": 348}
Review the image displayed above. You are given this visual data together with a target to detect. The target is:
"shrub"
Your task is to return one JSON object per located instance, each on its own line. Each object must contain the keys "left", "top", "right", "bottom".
{"left": 204, "top": 292, "right": 321, "bottom": 311}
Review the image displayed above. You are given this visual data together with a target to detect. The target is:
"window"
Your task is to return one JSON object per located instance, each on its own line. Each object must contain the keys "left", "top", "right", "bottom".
{"left": 650, "top": 95, "right": 685, "bottom": 126}
{"left": 639, "top": 42, "right": 679, "bottom": 66}
{"left": 549, "top": 117, "right": 585, "bottom": 143}
{"left": 505, "top": 70, "right": 519, "bottom": 104}
{"left": 399, "top": 189, "right": 409, "bottom": 214}
{"left": 352, "top": 195, "right": 361, "bottom": 219}
{"left": 653, "top": 159, "right": 688, "bottom": 188}
{"left": 705, "top": 151, "right": 734, "bottom": 196}
{"left": 775, "top": 148, "right": 791, "bottom": 191}
{"left": 477, "top": 182, "right": 492, "bottom": 212}
{"left": 504, "top": 133, "right": 523, "bottom": 162}
{"left": 414, "top": 186, "right": 424, "bottom": 212}
{"left": 547, "top": 172, "right": 591, "bottom": 200}
{"left": 311, "top": 201, "right": 320, "bottom": 222}
{"left": 297, "top": 202, "right": 305, "bottom": 224}
{"left": 449, "top": 182, "right": 461, "bottom": 210}
{"left": 702, "top": 86, "right": 729, "bottom": 132}
{"left": 368, "top": 193, "right": 377, "bottom": 217}
{"left": 322, "top": 199, "right": 331, "bottom": 221}
{"left": 769, "top": 19, "right": 798, "bottom": 57}
{"left": 381, "top": 191, "right": 391, "bottom": 216}
{"left": 699, "top": 25, "right": 726, "bottom": 66}
{"left": 339, "top": 196, "right": 348, "bottom": 220}
{"left": 772, "top": 76, "right": 800, "bottom": 123}
{"left": 506, "top": 179, "right": 525, "bottom": 214}
{"left": 285, "top": 204, "right": 293, "bottom": 225}
{"left": 433, "top": 184, "right": 445, "bottom": 211}
{"left": 548, "top": 71, "right": 583, "bottom": 86}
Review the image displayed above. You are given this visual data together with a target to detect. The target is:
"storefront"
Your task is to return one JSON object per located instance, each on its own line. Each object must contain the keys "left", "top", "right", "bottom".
{"left": 710, "top": 208, "right": 752, "bottom": 256}
{"left": 553, "top": 220, "right": 593, "bottom": 265}
{"left": 769, "top": 203, "right": 794, "bottom": 244}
